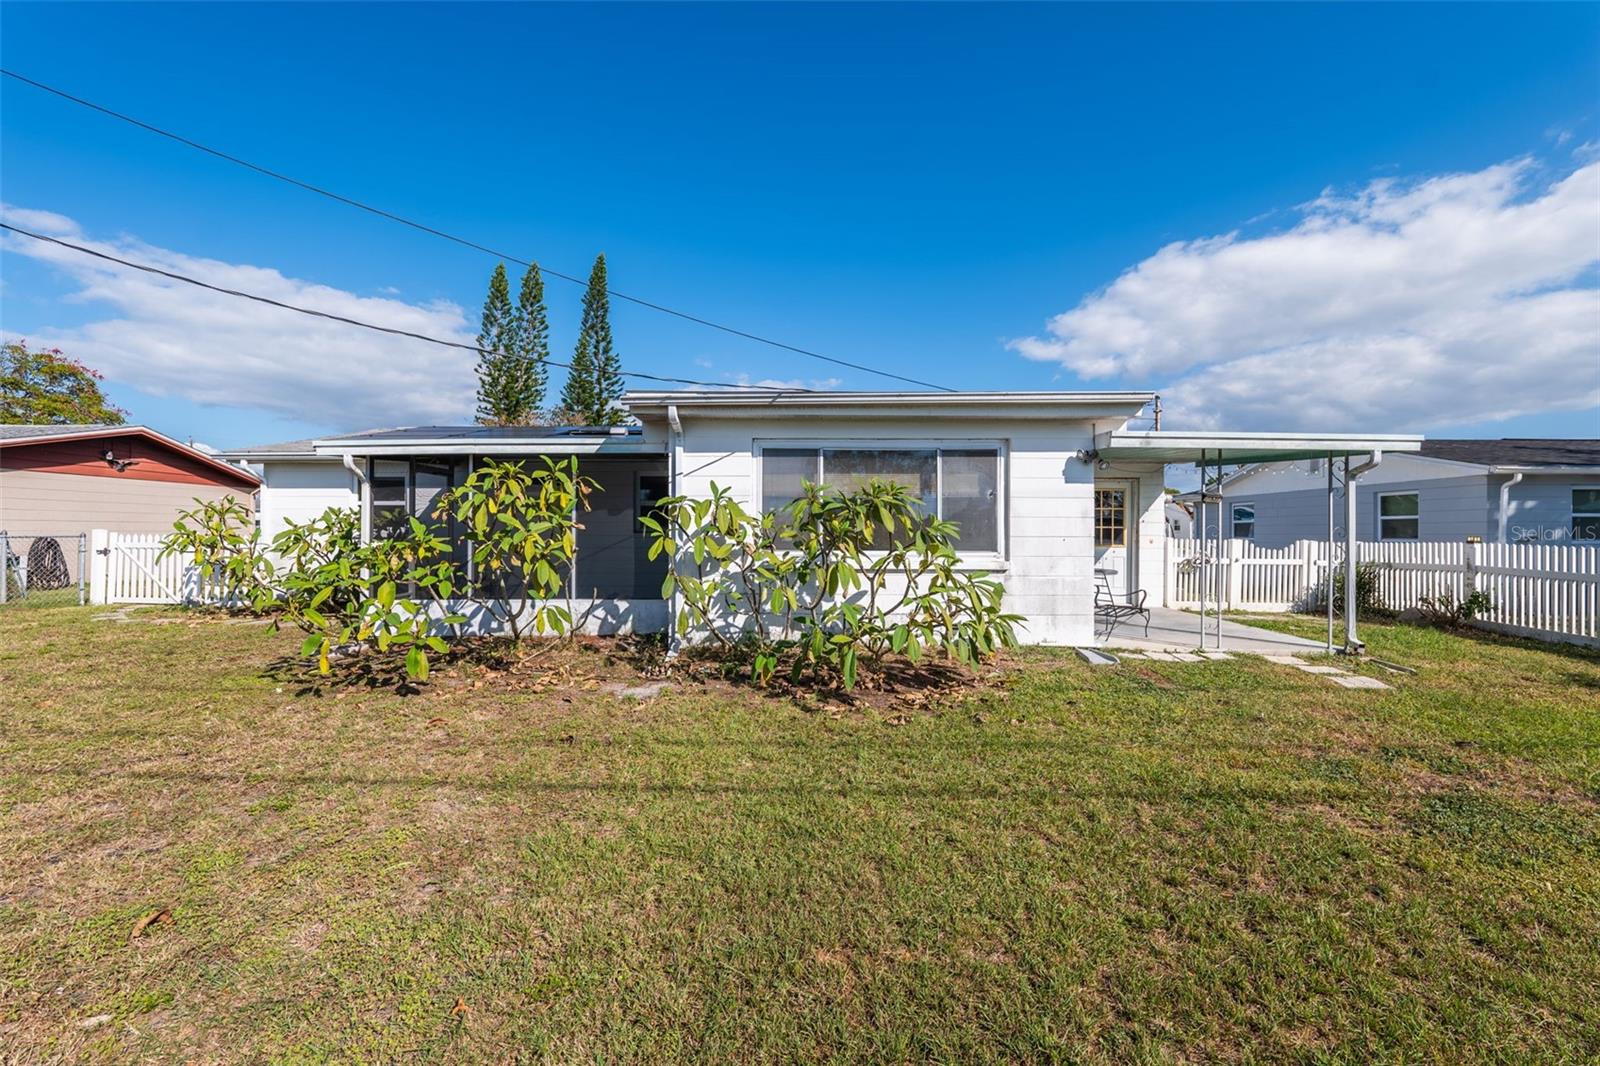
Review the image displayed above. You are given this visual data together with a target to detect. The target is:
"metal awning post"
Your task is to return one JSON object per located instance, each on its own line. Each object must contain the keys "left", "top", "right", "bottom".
{"left": 1196, "top": 449, "right": 1207, "bottom": 650}
{"left": 1325, "top": 454, "right": 1336, "bottom": 654}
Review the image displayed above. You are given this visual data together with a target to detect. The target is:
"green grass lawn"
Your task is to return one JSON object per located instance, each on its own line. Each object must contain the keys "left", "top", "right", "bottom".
{"left": 2, "top": 608, "right": 1597, "bottom": 1063}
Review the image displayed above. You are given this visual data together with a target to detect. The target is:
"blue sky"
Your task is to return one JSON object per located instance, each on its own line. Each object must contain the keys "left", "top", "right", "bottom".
{"left": 2, "top": 2, "right": 1597, "bottom": 448}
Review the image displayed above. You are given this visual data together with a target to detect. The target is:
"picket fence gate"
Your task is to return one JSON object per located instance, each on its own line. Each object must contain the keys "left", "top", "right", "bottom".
{"left": 1166, "top": 537, "right": 1599, "bottom": 646}
{"left": 89, "top": 531, "right": 232, "bottom": 606}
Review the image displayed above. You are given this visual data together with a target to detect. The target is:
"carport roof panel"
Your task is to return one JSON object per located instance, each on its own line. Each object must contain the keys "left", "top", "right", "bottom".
{"left": 1096, "top": 430, "right": 1424, "bottom": 466}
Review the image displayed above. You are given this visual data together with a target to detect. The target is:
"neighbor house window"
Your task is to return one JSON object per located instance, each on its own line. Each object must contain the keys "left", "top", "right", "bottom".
{"left": 759, "top": 445, "right": 1001, "bottom": 553}
{"left": 1230, "top": 503, "right": 1255, "bottom": 540}
{"left": 1378, "top": 492, "right": 1419, "bottom": 540}
{"left": 1572, "top": 488, "right": 1600, "bottom": 542}
{"left": 1094, "top": 488, "right": 1127, "bottom": 548}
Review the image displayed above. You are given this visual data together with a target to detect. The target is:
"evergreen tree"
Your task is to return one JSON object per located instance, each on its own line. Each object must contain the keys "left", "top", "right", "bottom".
{"left": 560, "top": 254, "right": 625, "bottom": 426}
{"left": 474, "top": 263, "right": 519, "bottom": 425}
{"left": 508, "top": 263, "right": 550, "bottom": 421}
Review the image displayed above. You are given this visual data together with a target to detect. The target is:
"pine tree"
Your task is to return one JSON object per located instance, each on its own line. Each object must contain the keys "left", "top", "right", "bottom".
{"left": 560, "top": 254, "right": 625, "bottom": 426}
{"left": 474, "top": 263, "right": 519, "bottom": 425}
{"left": 508, "top": 263, "right": 549, "bottom": 421}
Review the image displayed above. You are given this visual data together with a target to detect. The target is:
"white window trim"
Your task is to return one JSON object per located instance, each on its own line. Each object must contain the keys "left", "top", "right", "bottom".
{"left": 1229, "top": 501, "right": 1256, "bottom": 540}
{"left": 1376, "top": 490, "right": 1421, "bottom": 541}
{"left": 1572, "top": 485, "right": 1600, "bottom": 542}
{"left": 754, "top": 438, "right": 1009, "bottom": 569}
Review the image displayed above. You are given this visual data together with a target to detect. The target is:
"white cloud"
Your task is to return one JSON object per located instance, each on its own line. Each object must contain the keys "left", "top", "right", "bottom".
{"left": 1, "top": 206, "right": 477, "bottom": 429}
{"left": 723, "top": 373, "right": 843, "bottom": 391}
{"left": 1012, "top": 158, "right": 1600, "bottom": 431}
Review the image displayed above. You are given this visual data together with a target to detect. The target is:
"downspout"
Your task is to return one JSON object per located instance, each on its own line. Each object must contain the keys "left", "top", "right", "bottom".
{"left": 666, "top": 404, "right": 683, "bottom": 654}
{"left": 341, "top": 453, "right": 370, "bottom": 543}
{"left": 1497, "top": 472, "right": 1524, "bottom": 544}
{"left": 1342, "top": 450, "right": 1382, "bottom": 653}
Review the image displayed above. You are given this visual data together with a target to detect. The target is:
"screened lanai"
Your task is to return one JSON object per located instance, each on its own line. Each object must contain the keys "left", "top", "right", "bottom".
{"left": 1094, "top": 429, "right": 1425, "bottom": 654}
{"left": 315, "top": 425, "right": 671, "bottom": 602}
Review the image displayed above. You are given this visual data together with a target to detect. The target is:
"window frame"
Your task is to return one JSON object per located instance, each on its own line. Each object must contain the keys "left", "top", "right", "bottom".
{"left": 754, "top": 438, "right": 1008, "bottom": 567}
{"left": 1572, "top": 486, "right": 1600, "bottom": 542}
{"left": 1229, "top": 501, "right": 1256, "bottom": 540}
{"left": 1376, "top": 490, "right": 1421, "bottom": 541}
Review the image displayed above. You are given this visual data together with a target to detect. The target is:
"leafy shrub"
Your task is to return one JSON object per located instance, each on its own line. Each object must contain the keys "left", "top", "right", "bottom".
{"left": 433, "top": 457, "right": 595, "bottom": 640}
{"left": 162, "top": 498, "right": 462, "bottom": 681}
{"left": 1305, "top": 560, "right": 1388, "bottom": 618}
{"left": 642, "top": 478, "right": 1021, "bottom": 690}
{"left": 1415, "top": 587, "right": 1494, "bottom": 629}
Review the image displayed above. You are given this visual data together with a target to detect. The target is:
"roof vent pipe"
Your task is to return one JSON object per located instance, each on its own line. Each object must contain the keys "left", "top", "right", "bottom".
{"left": 1497, "top": 472, "right": 1524, "bottom": 544}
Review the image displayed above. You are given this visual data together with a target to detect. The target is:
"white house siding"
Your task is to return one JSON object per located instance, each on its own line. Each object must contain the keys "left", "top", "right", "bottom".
{"left": 670, "top": 412, "right": 1147, "bottom": 646}
{"left": 255, "top": 461, "right": 360, "bottom": 548}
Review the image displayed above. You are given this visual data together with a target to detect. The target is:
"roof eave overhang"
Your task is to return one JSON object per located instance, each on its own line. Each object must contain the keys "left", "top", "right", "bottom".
{"left": 624, "top": 391, "right": 1155, "bottom": 421}
{"left": 1096, "top": 430, "right": 1425, "bottom": 467}
{"left": 1487, "top": 464, "right": 1600, "bottom": 476}
{"left": 310, "top": 439, "right": 667, "bottom": 458}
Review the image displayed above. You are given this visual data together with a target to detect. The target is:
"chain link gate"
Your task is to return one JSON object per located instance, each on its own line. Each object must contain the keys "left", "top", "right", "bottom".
{"left": 0, "top": 532, "right": 89, "bottom": 608}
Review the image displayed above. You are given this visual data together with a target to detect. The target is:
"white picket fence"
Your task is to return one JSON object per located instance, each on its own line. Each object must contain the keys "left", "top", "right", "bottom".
{"left": 1167, "top": 537, "right": 1600, "bottom": 646}
{"left": 88, "top": 531, "right": 231, "bottom": 606}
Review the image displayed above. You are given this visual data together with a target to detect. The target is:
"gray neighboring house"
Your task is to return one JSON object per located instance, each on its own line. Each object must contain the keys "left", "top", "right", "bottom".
{"left": 1197, "top": 439, "right": 1600, "bottom": 546}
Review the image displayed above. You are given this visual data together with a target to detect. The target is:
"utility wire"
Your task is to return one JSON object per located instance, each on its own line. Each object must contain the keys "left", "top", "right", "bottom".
{"left": 0, "top": 221, "right": 808, "bottom": 394}
{"left": 1, "top": 68, "right": 955, "bottom": 392}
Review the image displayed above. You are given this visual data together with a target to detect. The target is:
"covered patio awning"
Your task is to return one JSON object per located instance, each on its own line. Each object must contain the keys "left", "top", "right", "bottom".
{"left": 1096, "top": 428, "right": 1424, "bottom": 657}
{"left": 1095, "top": 429, "right": 1424, "bottom": 466}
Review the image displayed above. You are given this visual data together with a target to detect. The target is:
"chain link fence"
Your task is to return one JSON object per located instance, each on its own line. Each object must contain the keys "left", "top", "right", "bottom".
{"left": 0, "top": 532, "right": 88, "bottom": 609}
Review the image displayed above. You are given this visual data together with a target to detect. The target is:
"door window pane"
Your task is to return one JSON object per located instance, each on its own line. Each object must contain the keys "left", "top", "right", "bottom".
{"left": 1095, "top": 489, "right": 1127, "bottom": 548}
{"left": 942, "top": 450, "right": 998, "bottom": 551}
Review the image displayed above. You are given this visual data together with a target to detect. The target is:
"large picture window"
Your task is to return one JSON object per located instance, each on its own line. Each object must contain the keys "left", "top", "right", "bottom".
{"left": 759, "top": 445, "right": 1001, "bottom": 553}
{"left": 1572, "top": 488, "right": 1600, "bottom": 542}
{"left": 1378, "top": 492, "right": 1419, "bottom": 540}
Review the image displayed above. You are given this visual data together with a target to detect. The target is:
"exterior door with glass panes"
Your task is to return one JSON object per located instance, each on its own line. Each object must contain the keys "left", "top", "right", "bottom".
{"left": 1093, "top": 481, "right": 1136, "bottom": 597}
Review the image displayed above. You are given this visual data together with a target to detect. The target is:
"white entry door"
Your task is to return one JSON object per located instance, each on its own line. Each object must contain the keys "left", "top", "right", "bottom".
{"left": 1093, "top": 481, "right": 1136, "bottom": 597}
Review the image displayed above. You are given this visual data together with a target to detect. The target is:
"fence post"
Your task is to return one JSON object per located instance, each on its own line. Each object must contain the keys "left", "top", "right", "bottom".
{"left": 1226, "top": 539, "right": 1243, "bottom": 611}
{"left": 77, "top": 533, "right": 87, "bottom": 606}
{"left": 88, "top": 529, "right": 110, "bottom": 605}
{"left": 1465, "top": 540, "right": 1480, "bottom": 600}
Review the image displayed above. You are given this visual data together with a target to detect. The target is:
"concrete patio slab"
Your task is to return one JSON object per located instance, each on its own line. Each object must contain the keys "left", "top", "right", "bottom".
{"left": 1096, "top": 606, "right": 1327, "bottom": 655}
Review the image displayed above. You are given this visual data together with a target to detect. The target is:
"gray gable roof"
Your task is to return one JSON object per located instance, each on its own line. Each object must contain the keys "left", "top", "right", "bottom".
{"left": 1418, "top": 439, "right": 1600, "bottom": 468}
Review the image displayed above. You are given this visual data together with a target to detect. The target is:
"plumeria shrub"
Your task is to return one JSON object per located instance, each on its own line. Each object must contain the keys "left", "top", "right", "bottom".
{"left": 641, "top": 478, "right": 1021, "bottom": 689}
{"left": 161, "top": 500, "right": 463, "bottom": 681}
{"left": 433, "top": 456, "right": 595, "bottom": 640}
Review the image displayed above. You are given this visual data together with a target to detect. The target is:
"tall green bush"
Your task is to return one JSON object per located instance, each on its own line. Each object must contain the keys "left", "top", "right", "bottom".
{"left": 642, "top": 478, "right": 1021, "bottom": 689}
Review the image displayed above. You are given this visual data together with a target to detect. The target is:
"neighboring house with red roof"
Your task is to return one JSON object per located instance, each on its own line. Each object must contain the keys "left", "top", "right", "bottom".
{"left": 0, "top": 423, "right": 260, "bottom": 545}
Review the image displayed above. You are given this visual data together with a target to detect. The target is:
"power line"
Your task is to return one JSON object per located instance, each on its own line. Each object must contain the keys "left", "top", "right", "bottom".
{"left": 1, "top": 68, "right": 955, "bottom": 393}
{"left": 0, "top": 221, "right": 808, "bottom": 395}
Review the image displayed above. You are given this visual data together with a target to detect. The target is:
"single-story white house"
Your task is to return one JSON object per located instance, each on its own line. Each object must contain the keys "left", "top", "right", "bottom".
{"left": 1192, "top": 439, "right": 1600, "bottom": 547}
{"left": 218, "top": 391, "right": 1421, "bottom": 647}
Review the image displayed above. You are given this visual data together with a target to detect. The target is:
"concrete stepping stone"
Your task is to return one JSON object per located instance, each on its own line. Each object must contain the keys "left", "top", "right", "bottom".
{"left": 1295, "top": 664, "right": 1348, "bottom": 675}
{"left": 1329, "top": 674, "right": 1390, "bottom": 690}
{"left": 1143, "top": 651, "right": 1178, "bottom": 661}
{"left": 1197, "top": 651, "right": 1233, "bottom": 660}
{"left": 1262, "top": 654, "right": 1306, "bottom": 665}
{"left": 1169, "top": 653, "right": 1205, "bottom": 662}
